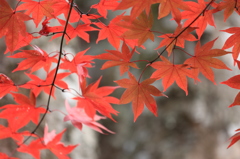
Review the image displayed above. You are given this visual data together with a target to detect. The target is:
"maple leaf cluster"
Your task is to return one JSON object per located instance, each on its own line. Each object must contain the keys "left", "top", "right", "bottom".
{"left": 1, "top": 0, "right": 240, "bottom": 158}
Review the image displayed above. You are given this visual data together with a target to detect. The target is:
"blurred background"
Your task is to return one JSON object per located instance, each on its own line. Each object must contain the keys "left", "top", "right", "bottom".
{"left": 1, "top": 0, "right": 240, "bottom": 159}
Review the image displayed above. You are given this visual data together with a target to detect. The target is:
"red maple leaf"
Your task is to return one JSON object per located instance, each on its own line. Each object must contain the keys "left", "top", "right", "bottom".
{"left": 42, "top": 125, "right": 77, "bottom": 159}
{"left": 17, "top": 0, "right": 58, "bottom": 27}
{"left": 115, "top": 72, "right": 164, "bottom": 121}
{"left": 0, "top": 121, "right": 33, "bottom": 144}
{"left": 117, "top": 11, "right": 154, "bottom": 46}
{"left": 9, "top": 45, "right": 58, "bottom": 73}
{"left": 156, "top": 25, "right": 197, "bottom": 55}
{"left": 0, "top": 153, "right": 18, "bottom": 159}
{"left": 4, "top": 33, "right": 33, "bottom": 54}
{"left": 184, "top": 39, "right": 231, "bottom": 83}
{"left": 151, "top": 56, "right": 199, "bottom": 95}
{"left": 0, "top": 74, "right": 18, "bottom": 99}
{"left": 227, "top": 92, "right": 240, "bottom": 107}
{"left": 50, "top": 18, "right": 97, "bottom": 43}
{"left": 0, "top": 92, "right": 46, "bottom": 130}
{"left": 115, "top": 0, "right": 159, "bottom": 20}
{"left": 53, "top": 0, "right": 80, "bottom": 23}
{"left": 95, "top": 14, "right": 127, "bottom": 49}
{"left": 0, "top": 0, "right": 31, "bottom": 52}
{"left": 73, "top": 77, "right": 119, "bottom": 121}
{"left": 181, "top": 0, "right": 216, "bottom": 37}
{"left": 18, "top": 125, "right": 77, "bottom": 159}
{"left": 221, "top": 75, "right": 240, "bottom": 89}
{"left": 64, "top": 100, "right": 114, "bottom": 134}
{"left": 227, "top": 129, "right": 240, "bottom": 148}
{"left": 222, "top": 27, "right": 240, "bottom": 61}
{"left": 22, "top": 69, "right": 70, "bottom": 98}
{"left": 95, "top": 41, "right": 138, "bottom": 75}
{"left": 91, "top": 0, "right": 119, "bottom": 18}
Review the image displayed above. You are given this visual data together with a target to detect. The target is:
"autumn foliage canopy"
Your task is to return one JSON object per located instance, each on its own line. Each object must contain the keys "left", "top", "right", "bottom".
{"left": 1, "top": 0, "right": 240, "bottom": 158}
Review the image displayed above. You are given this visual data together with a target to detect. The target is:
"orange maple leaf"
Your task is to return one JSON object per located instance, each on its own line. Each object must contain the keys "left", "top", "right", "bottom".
{"left": 217, "top": 0, "right": 240, "bottom": 21}
{"left": 95, "top": 14, "right": 127, "bottom": 49}
{"left": 181, "top": 0, "right": 216, "bottom": 37}
{"left": 221, "top": 75, "right": 240, "bottom": 90}
{"left": 156, "top": 25, "right": 197, "bottom": 55}
{"left": 158, "top": 0, "right": 190, "bottom": 24}
{"left": 95, "top": 41, "right": 138, "bottom": 75}
{"left": 0, "top": 0, "right": 31, "bottom": 52}
{"left": 118, "top": 11, "right": 154, "bottom": 46}
{"left": 151, "top": 56, "right": 198, "bottom": 95}
{"left": 115, "top": 72, "right": 164, "bottom": 121}
{"left": 74, "top": 77, "right": 119, "bottom": 121}
{"left": 184, "top": 39, "right": 231, "bottom": 84}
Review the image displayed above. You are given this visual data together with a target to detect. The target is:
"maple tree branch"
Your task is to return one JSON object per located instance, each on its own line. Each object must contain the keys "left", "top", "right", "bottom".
{"left": 235, "top": 0, "right": 239, "bottom": 11}
{"left": 175, "top": 48, "right": 194, "bottom": 57}
{"left": 14, "top": 0, "right": 22, "bottom": 11}
{"left": 149, "top": 30, "right": 167, "bottom": 35}
{"left": 150, "top": 0, "right": 215, "bottom": 64}
{"left": 46, "top": 32, "right": 71, "bottom": 40}
{"left": 136, "top": 0, "right": 215, "bottom": 84}
{"left": 131, "top": 60, "right": 150, "bottom": 63}
{"left": 16, "top": 0, "right": 75, "bottom": 148}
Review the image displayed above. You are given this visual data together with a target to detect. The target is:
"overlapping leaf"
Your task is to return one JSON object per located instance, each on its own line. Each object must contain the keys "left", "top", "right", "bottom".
{"left": 64, "top": 100, "right": 114, "bottom": 134}
{"left": 53, "top": 0, "right": 80, "bottom": 23}
{"left": 22, "top": 69, "right": 70, "bottom": 98}
{"left": 156, "top": 25, "right": 197, "bottom": 55}
{"left": 227, "top": 129, "right": 240, "bottom": 148}
{"left": 60, "top": 48, "right": 94, "bottom": 82}
{"left": 181, "top": 0, "right": 216, "bottom": 37}
{"left": 18, "top": 125, "right": 77, "bottom": 159}
{"left": 118, "top": 11, "right": 154, "bottom": 46}
{"left": 50, "top": 19, "right": 97, "bottom": 43}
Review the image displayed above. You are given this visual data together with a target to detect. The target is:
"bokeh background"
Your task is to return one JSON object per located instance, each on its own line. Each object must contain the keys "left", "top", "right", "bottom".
{"left": 1, "top": 0, "right": 240, "bottom": 159}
